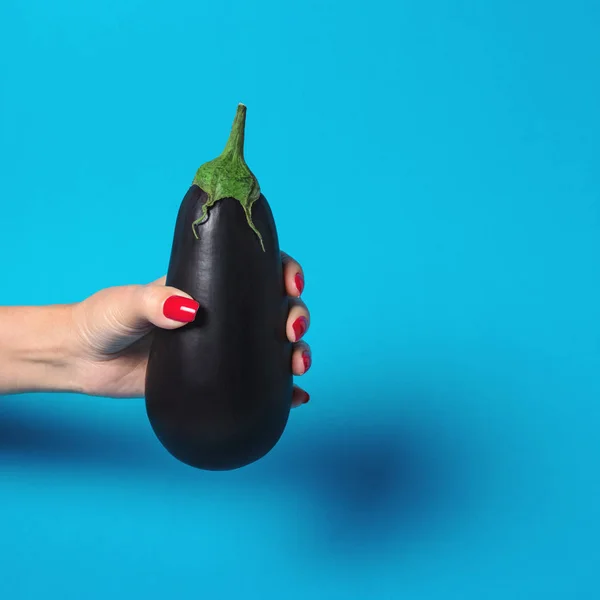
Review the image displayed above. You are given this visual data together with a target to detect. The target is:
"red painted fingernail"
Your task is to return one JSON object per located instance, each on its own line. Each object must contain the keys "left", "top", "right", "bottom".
{"left": 292, "top": 316, "right": 308, "bottom": 341}
{"left": 294, "top": 272, "right": 304, "bottom": 295}
{"left": 163, "top": 295, "right": 199, "bottom": 323}
{"left": 302, "top": 391, "right": 310, "bottom": 404}
{"left": 302, "top": 351, "right": 311, "bottom": 372}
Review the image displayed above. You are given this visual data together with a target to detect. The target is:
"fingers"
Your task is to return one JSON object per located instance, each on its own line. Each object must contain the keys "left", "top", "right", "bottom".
{"left": 291, "top": 384, "right": 310, "bottom": 408}
{"left": 144, "top": 277, "right": 313, "bottom": 408}
{"left": 290, "top": 342, "right": 311, "bottom": 409}
{"left": 290, "top": 338, "right": 311, "bottom": 410}
{"left": 281, "top": 253, "right": 311, "bottom": 407}
{"left": 281, "top": 251, "right": 304, "bottom": 297}
{"left": 286, "top": 297, "right": 310, "bottom": 342}
{"left": 147, "top": 271, "right": 313, "bottom": 409}
{"left": 282, "top": 252, "right": 310, "bottom": 343}
{"left": 153, "top": 267, "right": 309, "bottom": 342}
{"left": 291, "top": 340, "right": 311, "bottom": 375}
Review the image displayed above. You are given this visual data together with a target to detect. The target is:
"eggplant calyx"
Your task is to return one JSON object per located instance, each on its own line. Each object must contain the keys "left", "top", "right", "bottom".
{"left": 191, "top": 103, "right": 265, "bottom": 252}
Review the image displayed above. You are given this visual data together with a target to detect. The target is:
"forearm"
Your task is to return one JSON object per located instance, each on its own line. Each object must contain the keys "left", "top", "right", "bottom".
{"left": 0, "top": 304, "right": 80, "bottom": 395}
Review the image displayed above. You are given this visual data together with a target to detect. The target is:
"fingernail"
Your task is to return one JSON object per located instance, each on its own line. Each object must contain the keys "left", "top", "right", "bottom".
{"left": 292, "top": 316, "right": 308, "bottom": 341}
{"left": 294, "top": 272, "right": 304, "bottom": 296}
{"left": 163, "top": 295, "right": 199, "bottom": 322}
{"left": 302, "top": 391, "right": 310, "bottom": 404}
{"left": 302, "top": 351, "right": 311, "bottom": 373}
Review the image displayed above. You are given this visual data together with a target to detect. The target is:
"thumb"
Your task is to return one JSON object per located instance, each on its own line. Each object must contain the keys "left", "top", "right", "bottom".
{"left": 124, "top": 281, "right": 200, "bottom": 332}
{"left": 84, "top": 281, "right": 199, "bottom": 345}
{"left": 74, "top": 279, "right": 201, "bottom": 356}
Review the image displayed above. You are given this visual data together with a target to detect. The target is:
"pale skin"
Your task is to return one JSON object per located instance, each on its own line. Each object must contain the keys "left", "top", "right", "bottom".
{"left": 0, "top": 251, "right": 311, "bottom": 408}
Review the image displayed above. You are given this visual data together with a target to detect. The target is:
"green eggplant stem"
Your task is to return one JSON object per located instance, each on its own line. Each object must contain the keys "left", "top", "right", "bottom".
{"left": 191, "top": 103, "right": 265, "bottom": 251}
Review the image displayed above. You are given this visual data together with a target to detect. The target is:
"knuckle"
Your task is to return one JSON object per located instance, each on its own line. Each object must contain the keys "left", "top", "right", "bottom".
{"left": 141, "top": 284, "right": 165, "bottom": 314}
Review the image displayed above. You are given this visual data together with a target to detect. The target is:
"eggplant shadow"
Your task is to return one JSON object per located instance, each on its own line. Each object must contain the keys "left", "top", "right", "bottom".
{"left": 261, "top": 406, "right": 475, "bottom": 555}
{"left": 0, "top": 390, "right": 476, "bottom": 553}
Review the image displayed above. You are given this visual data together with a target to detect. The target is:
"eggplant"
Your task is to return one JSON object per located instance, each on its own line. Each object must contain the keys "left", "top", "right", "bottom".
{"left": 145, "top": 104, "right": 293, "bottom": 471}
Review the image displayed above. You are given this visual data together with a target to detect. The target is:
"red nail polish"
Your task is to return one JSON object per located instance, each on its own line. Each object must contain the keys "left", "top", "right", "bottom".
{"left": 294, "top": 272, "right": 304, "bottom": 295}
{"left": 302, "top": 351, "right": 311, "bottom": 372}
{"left": 302, "top": 391, "right": 310, "bottom": 404}
{"left": 292, "top": 316, "right": 308, "bottom": 341}
{"left": 163, "top": 295, "right": 199, "bottom": 323}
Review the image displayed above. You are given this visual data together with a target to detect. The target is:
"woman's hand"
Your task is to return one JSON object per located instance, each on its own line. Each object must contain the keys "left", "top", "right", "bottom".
{"left": 67, "top": 251, "right": 311, "bottom": 406}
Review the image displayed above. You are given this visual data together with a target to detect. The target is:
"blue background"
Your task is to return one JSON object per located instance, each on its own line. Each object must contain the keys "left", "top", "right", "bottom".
{"left": 1, "top": 0, "right": 599, "bottom": 598}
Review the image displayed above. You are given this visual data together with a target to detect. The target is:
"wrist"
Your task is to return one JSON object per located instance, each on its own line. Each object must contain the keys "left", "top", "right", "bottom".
{"left": 0, "top": 304, "right": 84, "bottom": 395}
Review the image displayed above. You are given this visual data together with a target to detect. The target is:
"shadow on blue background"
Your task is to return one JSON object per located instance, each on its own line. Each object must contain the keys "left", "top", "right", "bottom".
{"left": 0, "top": 386, "right": 474, "bottom": 557}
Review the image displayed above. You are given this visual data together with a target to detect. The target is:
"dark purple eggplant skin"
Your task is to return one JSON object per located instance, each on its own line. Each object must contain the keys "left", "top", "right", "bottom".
{"left": 145, "top": 185, "right": 293, "bottom": 471}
